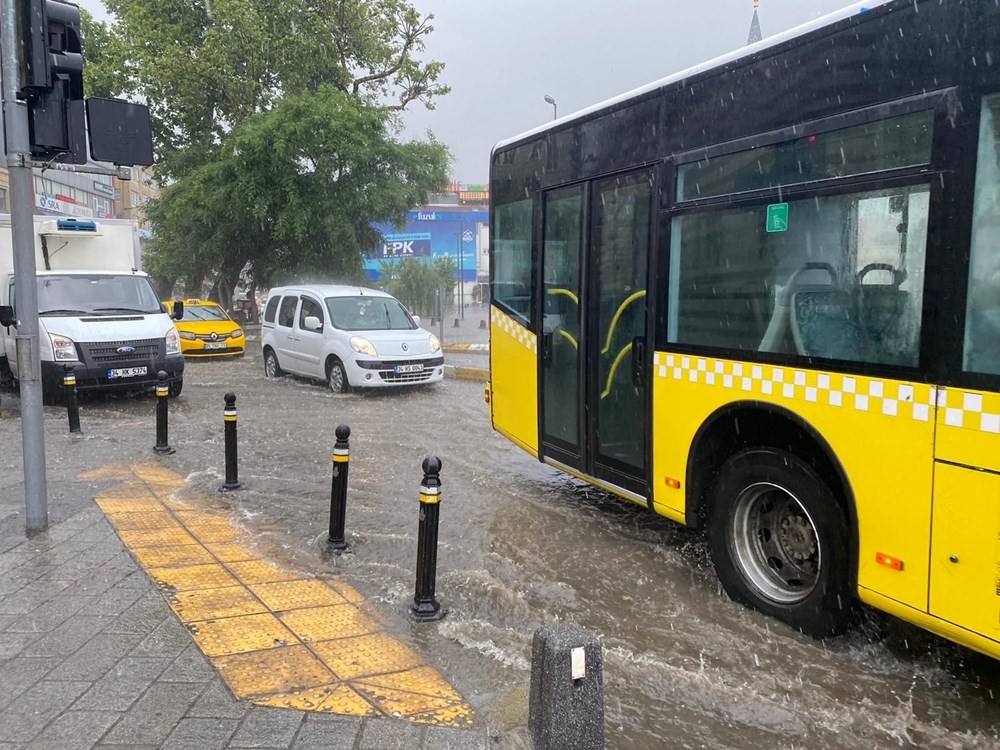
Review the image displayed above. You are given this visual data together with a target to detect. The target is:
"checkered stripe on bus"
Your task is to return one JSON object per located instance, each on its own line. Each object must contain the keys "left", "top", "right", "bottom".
{"left": 653, "top": 353, "right": 1000, "bottom": 434}
{"left": 491, "top": 307, "right": 537, "bottom": 353}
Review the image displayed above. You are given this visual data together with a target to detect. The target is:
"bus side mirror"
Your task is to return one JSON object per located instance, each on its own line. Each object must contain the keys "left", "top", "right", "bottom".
{"left": 0, "top": 305, "right": 15, "bottom": 328}
{"left": 171, "top": 300, "right": 184, "bottom": 320}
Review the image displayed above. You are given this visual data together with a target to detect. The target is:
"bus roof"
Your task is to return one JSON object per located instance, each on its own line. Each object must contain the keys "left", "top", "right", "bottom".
{"left": 492, "top": 0, "right": 892, "bottom": 154}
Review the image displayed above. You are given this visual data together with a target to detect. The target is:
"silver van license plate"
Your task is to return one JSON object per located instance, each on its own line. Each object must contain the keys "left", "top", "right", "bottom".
{"left": 107, "top": 367, "right": 148, "bottom": 379}
{"left": 395, "top": 364, "right": 423, "bottom": 374}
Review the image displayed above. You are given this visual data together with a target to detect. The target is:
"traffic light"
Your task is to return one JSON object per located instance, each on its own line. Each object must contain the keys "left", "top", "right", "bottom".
{"left": 17, "top": 0, "right": 86, "bottom": 164}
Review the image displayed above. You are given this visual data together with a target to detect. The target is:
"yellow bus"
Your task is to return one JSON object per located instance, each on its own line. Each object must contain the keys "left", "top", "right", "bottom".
{"left": 487, "top": 0, "right": 1000, "bottom": 656}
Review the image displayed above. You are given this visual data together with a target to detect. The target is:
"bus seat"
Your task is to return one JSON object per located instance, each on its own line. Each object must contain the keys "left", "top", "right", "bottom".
{"left": 790, "top": 290, "right": 866, "bottom": 361}
{"left": 859, "top": 287, "right": 914, "bottom": 366}
{"left": 759, "top": 263, "right": 839, "bottom": 354}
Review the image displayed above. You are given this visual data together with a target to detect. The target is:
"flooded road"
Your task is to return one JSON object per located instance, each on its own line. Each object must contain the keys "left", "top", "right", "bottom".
{"left": 4, "top": 350, "right": 1000, "bottom": 749}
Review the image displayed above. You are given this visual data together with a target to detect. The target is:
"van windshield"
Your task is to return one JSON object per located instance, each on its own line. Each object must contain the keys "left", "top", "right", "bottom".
{"left": 37, "top": 274, "right": 163, "bottom": 316}
{"left": 325, "top": 296, "right": 416, "bottom": 331}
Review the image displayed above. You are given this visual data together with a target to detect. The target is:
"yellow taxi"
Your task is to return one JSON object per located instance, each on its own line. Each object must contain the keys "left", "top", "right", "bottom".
{"left": 164, "top": 299, "right": 245, "bottom": 357}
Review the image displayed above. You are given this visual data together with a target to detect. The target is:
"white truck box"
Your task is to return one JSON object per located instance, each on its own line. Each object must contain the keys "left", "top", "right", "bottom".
{"left": 0, "top": 215, "right": 184, "bottom": 395}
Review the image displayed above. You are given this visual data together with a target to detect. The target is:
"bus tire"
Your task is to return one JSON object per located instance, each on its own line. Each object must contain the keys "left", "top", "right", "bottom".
{"left": 707, "top": 448, "right": 853, "bottom": 637}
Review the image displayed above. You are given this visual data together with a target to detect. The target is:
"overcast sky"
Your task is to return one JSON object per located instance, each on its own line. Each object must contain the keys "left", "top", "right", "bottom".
{"left": 79, "top": 0, "right": 857, "bottom": 183}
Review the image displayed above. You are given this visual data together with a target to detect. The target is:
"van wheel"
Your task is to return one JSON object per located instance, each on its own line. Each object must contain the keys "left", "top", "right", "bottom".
{"left": 168, "top": 377, "right": 183, "bottom": 398}
{"left": 264, "top": 349, "right": 283, "bottom": 378}
{"left": 327, "top": 358, "right": 349, "bottom": 393}
{"left": 707, "top": 448, "right": 853, "bottom": 637}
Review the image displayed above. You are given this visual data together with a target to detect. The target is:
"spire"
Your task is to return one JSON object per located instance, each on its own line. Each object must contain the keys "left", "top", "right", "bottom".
{"left": 747, "top": 0, "right": 762, "bottom": 45}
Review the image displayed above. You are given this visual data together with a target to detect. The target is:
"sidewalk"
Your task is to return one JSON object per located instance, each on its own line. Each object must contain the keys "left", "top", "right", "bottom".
{"left": 0, "top": 480, "right": 497, "bottom": 749}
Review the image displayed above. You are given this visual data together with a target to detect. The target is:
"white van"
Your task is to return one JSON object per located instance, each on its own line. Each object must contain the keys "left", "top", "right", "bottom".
{"left": 260, "top": 284, "right": 444, "bottom": 392}
{"left": 0, "top": 217, "right": 185, "bottom": 396}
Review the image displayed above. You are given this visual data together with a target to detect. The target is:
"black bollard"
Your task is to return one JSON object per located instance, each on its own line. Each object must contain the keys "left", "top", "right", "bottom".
{"left": 63, "top": 365, "right": 81, "bottom": 434}
{"left": 220, "top": 392, "right": 241, "bottom": 491}
{"left": 410, "top": 456, "right": 446, "bottom": 622}
{"left": 328, "top": 424, "right": 351, "bottom": 554}
{"left": 153, "top": 371, "right": 174, "bottom": 454}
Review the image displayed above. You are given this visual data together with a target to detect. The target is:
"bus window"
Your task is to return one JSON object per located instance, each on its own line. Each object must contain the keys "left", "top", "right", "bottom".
{"left": 668, "top": 185, "right": 928, "bottom": 367}
{"left": 492, "top": 199, "right": 533, "bottom": 325}
{"left": 964, "top": 94, "right": 1000, "bottom": 377}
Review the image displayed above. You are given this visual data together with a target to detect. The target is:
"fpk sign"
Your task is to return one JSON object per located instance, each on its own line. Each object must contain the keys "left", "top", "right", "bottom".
{"left": 381, "top": 232, "right": 432, "bottom": 258}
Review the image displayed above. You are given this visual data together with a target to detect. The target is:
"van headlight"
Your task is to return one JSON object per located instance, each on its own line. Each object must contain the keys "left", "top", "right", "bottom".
{"left": 48, "top": 332, "right": 78, "bottom": 361}
{"left": 165, "top": 329, "right": 181, "bottom": 355}
{"left": 350, "top": 336, "right": 378, "bottom": 356}
{"left": 429, "top": 334, "right": 441, "bottom": 354}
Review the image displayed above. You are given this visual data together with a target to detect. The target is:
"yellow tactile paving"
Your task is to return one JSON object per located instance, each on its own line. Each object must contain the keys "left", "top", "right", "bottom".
{"left": 187, "top": 612, "right": 299, "bottom": 656}
{"left": 248, "top": 580, "right": 347, "bottom": 611}
{"left": 130, "top": 544, "right": 216, "bottom": 569}
{"left": 168, "top": 586, "right": 268, "bottom": 622}
{"left": 92, "top": 462, "right": 475, "bottom": 726}
{"left": 278, "top": 605, "right": 380, "bottom": 643}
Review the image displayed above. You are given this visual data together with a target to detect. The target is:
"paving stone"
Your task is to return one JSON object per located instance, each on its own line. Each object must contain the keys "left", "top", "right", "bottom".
{"left": 129, "top": 616, "right": 192, "bottom": 660}
{"left": 5, "top": 596, "right": 94, "bottom": 633}
{"left": 185, "top": 679, "right": 249, "bottom": 720}
{"left": 0, "top": 634, "right": 42, "bottom": 660}
{"left": 54, "top": 633, "right": 145, "bottom": 681}
{"left": 0, "top": 614, "right": 20, "bottom": 630}
{"left": 98, "top": 681, "right": 204, "bottom": 746}
{"left": 160, "top": 717, "right": 239, "bottom": 749}
{"left": 159, "top": 644, "right": 215, "bottom": 683}
{"left": 0, "top": 658, "right": 61, "bottom": 711}
{"left": 358, "top": 719, "right": 424, "bottom": 750}
{"left": 103, "top": 594, "right": 169, "bottom": 636}
{"left": 70, "top": 657, "right": 171, "bottom": 712}
{"left": 229, "top": 707, "right": 304, "bottom": 749}
{"left": 117, "top": 571, "right": 154, "bottom": 591}
{"left": 0, "top": 582, "right": 74, "bottom": 616}
{"left": 424, "top": 726, "right": 489, "bottom": 750}
{"left": 0, "top": 575, "right": 31, "bottom": 597}
{"left": 75, "top": 585, "right": 145, "bottom": 618}
{"left": 23, "top": 709, "right": 120, "bottom": 750}
{"left": 291, "top": 714, "right": 362, "bottom": 750}
{"left": 19, "top": 616, "right": 112, "bottom": 658}
{"left": 0, "top": 680, "right": 91, "bottom": 742}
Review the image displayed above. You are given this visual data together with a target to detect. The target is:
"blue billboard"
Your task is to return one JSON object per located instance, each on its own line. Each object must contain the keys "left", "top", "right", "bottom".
{"left": 366, "top": 208, "right": 488, "bottom": 283}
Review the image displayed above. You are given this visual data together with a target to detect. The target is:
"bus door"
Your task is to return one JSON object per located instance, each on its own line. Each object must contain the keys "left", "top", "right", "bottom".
{"left": 539, "top": 171, "right": 653, "bottom": 497}
{"left": 928, "top": 92, "right": 1000, "bottom": 637}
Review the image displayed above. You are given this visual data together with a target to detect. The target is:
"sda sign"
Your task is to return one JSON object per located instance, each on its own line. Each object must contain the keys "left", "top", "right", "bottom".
{"left": 381, "top": 232, "right": 432, "bottom": 258}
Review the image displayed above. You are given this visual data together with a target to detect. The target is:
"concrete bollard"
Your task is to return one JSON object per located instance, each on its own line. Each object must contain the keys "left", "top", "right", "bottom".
{"left": 529, "top": 624, "right": 605, "bottom": 750}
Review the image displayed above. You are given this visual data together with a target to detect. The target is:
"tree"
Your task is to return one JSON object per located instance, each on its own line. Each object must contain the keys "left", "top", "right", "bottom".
{"left": 142, "top": 86, "right": 450, "bottom": 299}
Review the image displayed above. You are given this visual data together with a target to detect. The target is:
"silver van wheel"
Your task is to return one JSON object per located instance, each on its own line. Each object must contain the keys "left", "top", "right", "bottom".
{"left": 327, "top": 359, "right": 349, "bottom": 393}
{"left": 264, "top": 350, "right": 282, "bottom": 378}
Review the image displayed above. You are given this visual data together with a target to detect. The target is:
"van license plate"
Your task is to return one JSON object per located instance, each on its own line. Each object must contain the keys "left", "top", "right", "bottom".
{"left": 395, "top": 364, "right": 423, "bottom": 374}
{"left": 107, "top": 367, "right": 147, "bottom": 379}
{"left": 204, "top": 342, "right": 227, "bottom": 350}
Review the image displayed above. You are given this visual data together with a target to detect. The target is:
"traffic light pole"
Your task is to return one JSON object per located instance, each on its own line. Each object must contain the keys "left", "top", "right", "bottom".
{"left": 2, "top": 0, "right": 49, "bottom": 530}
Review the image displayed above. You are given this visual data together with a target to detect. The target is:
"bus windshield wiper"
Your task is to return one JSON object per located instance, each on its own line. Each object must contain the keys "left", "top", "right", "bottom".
{"left": 39, "top": 308, "right": 92, "bottom": 315}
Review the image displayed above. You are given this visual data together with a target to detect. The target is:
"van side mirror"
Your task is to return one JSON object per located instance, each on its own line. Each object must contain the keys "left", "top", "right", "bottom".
{"left": 0, "top": 305, "right": 16, "bottom": 328}
{"left": 411, "top": 315, "right": 421, "bottom": 328}
{"left": 171, "top": 300, "right": 184, "bottom": 320}
{"left": 303, "top": 315, "right": 323, "bottom": 332}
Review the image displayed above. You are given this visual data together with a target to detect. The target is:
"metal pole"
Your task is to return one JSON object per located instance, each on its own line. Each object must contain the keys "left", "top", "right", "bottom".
{"left": 458, "top": 219, "right": 465, "bottom": 320}
{"left": 63, "top": 365, "right": 80, "bottom": 434}
{"left": 153, "top": 371, "right": 174, "bottom": 454}
{"left": 328, "top": 424, "right": 350, "bottom": 554}
{"left": 2, "top": 0, "right": 48, "bottom": 530}
{"left": 220, "top": 392, "right": 241, "bottom": 491}
{"left": 410, "top": 456, "right": 445, "bottom": 622}
{"left": 437, "top": 288, "right": 444, "bottom": 344}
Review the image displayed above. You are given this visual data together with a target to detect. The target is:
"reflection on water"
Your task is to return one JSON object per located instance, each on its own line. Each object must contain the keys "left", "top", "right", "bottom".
{"left": 19, "top": 354, "right": 1000, "bottom": 749}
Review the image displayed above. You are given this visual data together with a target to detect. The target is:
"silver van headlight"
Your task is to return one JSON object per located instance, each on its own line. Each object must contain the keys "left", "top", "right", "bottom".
{"left": 165, "top": 329, "right": 181, "bottom": 355}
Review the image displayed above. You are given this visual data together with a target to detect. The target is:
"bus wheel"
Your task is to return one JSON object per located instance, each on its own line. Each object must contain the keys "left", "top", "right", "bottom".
{"left": 707, "top": 448, "right": 852, "bottom": 637}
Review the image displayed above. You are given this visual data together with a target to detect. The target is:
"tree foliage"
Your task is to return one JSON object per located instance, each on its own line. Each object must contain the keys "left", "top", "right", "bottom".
{"left": 84, "top": 0, "right": 452, "bottom": 301}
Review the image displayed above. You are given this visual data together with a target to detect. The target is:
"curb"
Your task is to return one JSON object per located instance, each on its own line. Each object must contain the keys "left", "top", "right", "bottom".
{"left": 444, "top": 364, "right": 489, "bottom": 382}
{"left": 443, "top": 343, "right": 489, "bottom": 355}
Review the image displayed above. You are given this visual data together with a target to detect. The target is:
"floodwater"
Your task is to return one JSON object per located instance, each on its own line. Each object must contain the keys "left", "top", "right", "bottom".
{"left": 6, "top": 351, "right": 1000, "bottom": 749}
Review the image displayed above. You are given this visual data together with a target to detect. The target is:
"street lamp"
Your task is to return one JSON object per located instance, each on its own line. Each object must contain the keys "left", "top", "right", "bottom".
{"left": 544, "top": 94, "right": 557, "bottom": 121}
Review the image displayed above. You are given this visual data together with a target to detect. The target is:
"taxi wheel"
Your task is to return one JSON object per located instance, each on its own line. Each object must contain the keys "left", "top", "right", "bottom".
{"left": 264, "top": 348, "right": 283, "bottom": 378}
{"left": 327, "top": 358, "right": 350, "bottom": 393}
